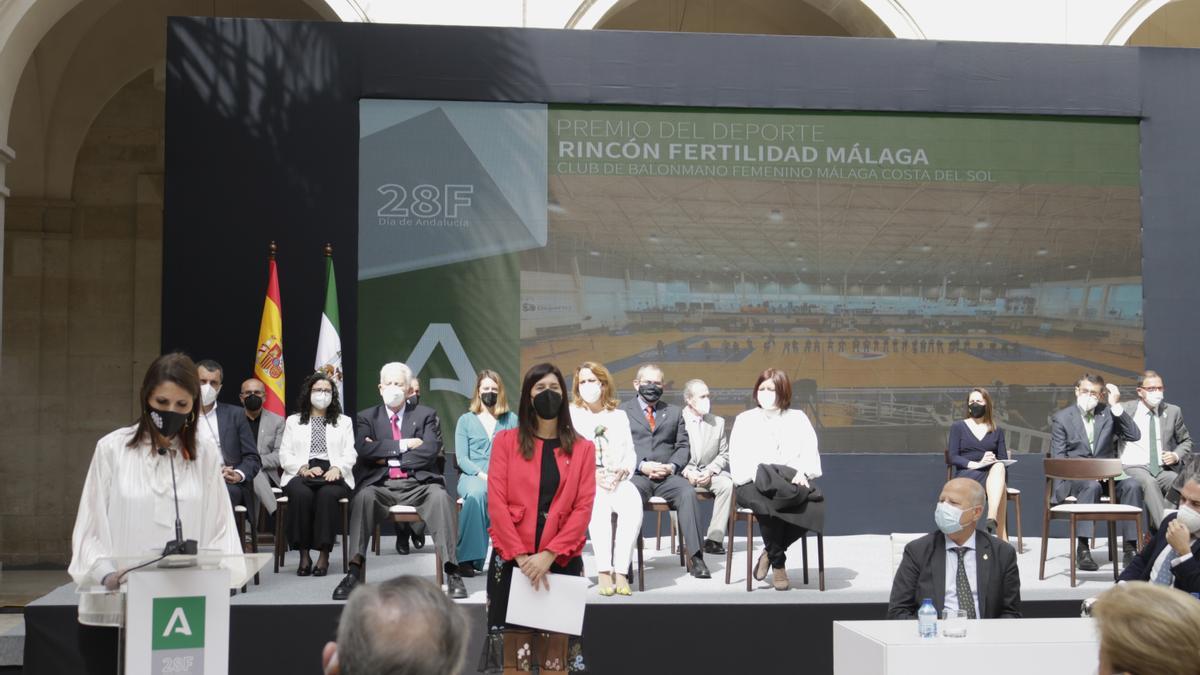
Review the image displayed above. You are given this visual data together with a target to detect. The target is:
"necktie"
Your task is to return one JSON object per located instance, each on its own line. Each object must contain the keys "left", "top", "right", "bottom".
{"left": 389, "top": 412, "right": 407, "bottom": 479}
{"left": 646, "top": 405, "right": 656, "bottom": 431}
{"left": 954, "top": 547, "right": 977, "bottom": 619}
{"left": 1148, "top": 412, "right": 1161, "bottom": 477}
{"left": 1153, "top": 547, "right": 1180, "bottom": 586}
{"left": 1085, "top": 412, "right": 1096, "bottom": 453}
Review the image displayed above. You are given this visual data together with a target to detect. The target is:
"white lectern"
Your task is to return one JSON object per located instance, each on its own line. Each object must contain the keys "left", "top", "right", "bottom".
{"left": 77, "top": 551, "right": 271, "bottom": 675}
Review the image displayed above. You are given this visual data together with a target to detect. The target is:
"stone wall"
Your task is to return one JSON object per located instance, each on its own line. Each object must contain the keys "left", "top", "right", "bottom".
{"left": 1, "top": 71, "right": 163, "bottom": 566}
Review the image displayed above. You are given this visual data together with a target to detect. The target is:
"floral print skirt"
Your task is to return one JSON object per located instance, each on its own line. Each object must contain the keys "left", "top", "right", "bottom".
{"left": 478, "top": 551, "right": 587, "bottom": 673}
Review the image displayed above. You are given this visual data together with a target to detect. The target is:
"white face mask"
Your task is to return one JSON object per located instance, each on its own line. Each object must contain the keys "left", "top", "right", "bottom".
{"left": 381, "top": 385, "right": 405, "bottom": 408}
{"left": 757, "top": 390, "right": 777, "bottom": 410}
{"left": 311, "top": 391, "right": 333, "bottom": 411}
{"left": 1144, "top": 391, "right": 1164, "bottom": 408}
{"left": 579, "top": 381, "right": 602, "bottom": 404}
{"left": 1077, "top": 393, "right": 1099, "bottom": 413}
{"left": 1177, "top": 505, "right": 1200, "bottom": 534}
{"left": 692, "top": 397, "right": 711, "bottom": 416}
{"left": 201, "top": 383, "right": 219, "bottom": 407}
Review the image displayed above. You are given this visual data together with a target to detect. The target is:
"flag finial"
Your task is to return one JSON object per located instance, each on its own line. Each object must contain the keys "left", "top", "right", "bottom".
{"left": 269, "top": 240, "right": 278, "bottom": 260}
{"left": 324, "top": 243, "right": 333, "bottom": 257}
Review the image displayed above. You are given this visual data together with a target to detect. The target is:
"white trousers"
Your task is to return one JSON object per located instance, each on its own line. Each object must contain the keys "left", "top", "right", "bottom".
{"left": 589, "top": 480, "right": 644, "bottom": 574}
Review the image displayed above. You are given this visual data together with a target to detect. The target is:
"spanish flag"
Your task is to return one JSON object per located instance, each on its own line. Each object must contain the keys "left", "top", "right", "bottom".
{"left": 254, "top": 243, "right": 286, "bottom": 416}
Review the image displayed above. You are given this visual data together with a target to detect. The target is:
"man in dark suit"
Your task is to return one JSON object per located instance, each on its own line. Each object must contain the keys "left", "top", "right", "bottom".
{"left": 1050, "top": 373, "right": 1144, "bottom": 571}
{"left": 333, "top": 362, "right": 465, "bottom": 600}
{"left": 1118, "top": 370, "right": 1192, "bottom": 532}
{"left": 195, "top": 360, "right": 261, "bottom": 512}
{"left": 1119, "top": 474, "right": 1200, "bottom": 593}
{"left": 888, "top": 478, "right": 1021, "bottom": 619}
{"left": 620, "top": 363, "right": 710, "bottom": 578}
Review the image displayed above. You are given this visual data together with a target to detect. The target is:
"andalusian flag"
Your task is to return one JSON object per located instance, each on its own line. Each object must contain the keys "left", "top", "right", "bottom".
{"left": 314, "top": 245, "right": 344, "bottom": 404}
{"left": 254, "top": 245, "right": 286, "bottom": 416}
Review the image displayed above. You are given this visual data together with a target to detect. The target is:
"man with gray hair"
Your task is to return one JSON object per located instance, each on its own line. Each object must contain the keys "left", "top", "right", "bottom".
{"left": 333, "top": 362, "right": 465, "bottom": 600}
{"left": 321, "top": 575, "right": 468, "bottom": 675}
{"left": 887, "top": 477, "right": 1021, "bottom": 619}
{"left": 680, "top": 379, "right": 733, "bottom": 554}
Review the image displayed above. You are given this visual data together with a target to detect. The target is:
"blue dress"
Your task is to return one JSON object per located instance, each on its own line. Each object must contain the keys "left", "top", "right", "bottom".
{"left": 947, "top": 419, "right": 1008, "bottom": 484}
{"left": 455, "top": 410, "right": 518, "bottom": 567}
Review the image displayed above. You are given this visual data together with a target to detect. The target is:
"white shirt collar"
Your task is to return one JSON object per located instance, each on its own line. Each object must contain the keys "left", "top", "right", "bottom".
{"left": 944, "top": 530, "right": 978, "bottom": 552}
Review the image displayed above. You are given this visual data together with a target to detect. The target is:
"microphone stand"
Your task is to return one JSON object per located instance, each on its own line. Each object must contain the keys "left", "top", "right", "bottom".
{"left": 159, "top": 446, "right": 198, "bottom": 558}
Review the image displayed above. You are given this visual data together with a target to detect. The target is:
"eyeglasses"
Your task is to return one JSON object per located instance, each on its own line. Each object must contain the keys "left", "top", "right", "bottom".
{"left": 240, "top": 392, "right": 264, "bottom": 397}
{"left": 311, "top": 389, "right": 333, "bottom": 395}
{"left": 1140, "top": 386, "right": 1165, "bottom": 392}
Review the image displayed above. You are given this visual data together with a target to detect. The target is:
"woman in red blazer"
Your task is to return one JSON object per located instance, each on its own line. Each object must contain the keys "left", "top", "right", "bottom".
{"left": 481, "top": 363, "right": 596, "bottom": 673}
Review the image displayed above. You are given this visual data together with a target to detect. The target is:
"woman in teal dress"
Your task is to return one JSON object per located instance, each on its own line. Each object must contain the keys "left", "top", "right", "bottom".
{"left": 455, "top": 369, "right": 518, "bottom": 575}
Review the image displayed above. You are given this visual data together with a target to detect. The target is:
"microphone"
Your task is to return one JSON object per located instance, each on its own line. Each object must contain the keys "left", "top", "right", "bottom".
{"left": 159, "top": 446, "right": 198, "bottom": 556}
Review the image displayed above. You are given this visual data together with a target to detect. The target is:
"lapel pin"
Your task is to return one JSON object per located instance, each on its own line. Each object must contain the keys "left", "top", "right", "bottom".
{"left": 983, "top": 554, "right": 989, "bottom": 560}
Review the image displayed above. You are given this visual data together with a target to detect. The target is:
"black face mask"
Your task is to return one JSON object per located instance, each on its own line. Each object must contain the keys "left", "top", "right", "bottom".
{"left": 533, "top": 389, "right": 562, "bottom": 420}
{"left": 480, "top": 392, "right": 499, "bottom": 408}
{"left": 968, "top": 403, "right": 987, "bottom": 419}
{"left": 243, "top": 394, "right": 263, "bottom": 412}
{"left": 149, "top": 406, "right": 188, "bottom": 439}
{"left": 638, "top": 383, "right": 664, "bottom": 404}
{"left": 406, "top": 395, "right": 420, "bottom": 409}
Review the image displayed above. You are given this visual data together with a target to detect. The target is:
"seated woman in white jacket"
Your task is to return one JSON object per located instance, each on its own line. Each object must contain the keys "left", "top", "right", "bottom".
{"left": 570, "top": 361, "right": 643, "bottom": 596}
{"left": 729, "top": 368, "right": 823, "bottom": 591}
{"left": 279, "top": 372, "right": 357, "bottom": 577}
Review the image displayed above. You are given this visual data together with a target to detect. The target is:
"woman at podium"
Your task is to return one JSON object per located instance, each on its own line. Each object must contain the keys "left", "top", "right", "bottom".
{"left": 69, "top": 353, "right": 244, "bottom": 607}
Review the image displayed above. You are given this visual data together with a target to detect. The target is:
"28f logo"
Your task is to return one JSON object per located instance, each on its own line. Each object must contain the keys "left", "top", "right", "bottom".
{"left": 377, "top": 184, "right": 474, "bottom": 219}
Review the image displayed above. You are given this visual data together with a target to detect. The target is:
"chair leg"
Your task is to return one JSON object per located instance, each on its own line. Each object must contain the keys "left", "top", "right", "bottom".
{"left": 342, "top": 503, "right": 350, "bottom": 574}
{"left": 1069, "top": 517, "right": 1077, "bottom": 588}
{"left": 1108, "top": 519, "right": 1119, "bottom": 582}
{"left": 373, "top": 524, "right": 381, "bottom": 556}
{"left": 817, "top": 532, "right": 825, "bottom": 592}
{"left": 801, "top": 533, "right": 809, "bottom": 585}
{"left": 436, "top": 547, "right": 444, "bottom": 588}
{"left": 1038, "top": 511, "right": 1050, "bottom": 581}
{"left": 671, "top": 513, "right": 677, "bottom": 559}
{"left": 745, "top": 515, "right": 754, "bottom": 592}
{"left": 637, "top": 535, "right": 645, "bottom": 592}
{"left": 274, "top": 501, "right": 286, "bottom": 573}
{"left": 655, "top": 511, "right": 663, "bottom": 551}
{"left": 725, "top": 504, "right": 735, "bottom": 585}
{"left": 1013, "top": 492, "right": 1023, "bottom": 554}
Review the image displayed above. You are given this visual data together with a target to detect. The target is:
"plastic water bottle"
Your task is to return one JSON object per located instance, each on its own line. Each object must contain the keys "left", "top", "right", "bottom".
{"left": 917, "top": 598, "right": 938, "bottom": 638}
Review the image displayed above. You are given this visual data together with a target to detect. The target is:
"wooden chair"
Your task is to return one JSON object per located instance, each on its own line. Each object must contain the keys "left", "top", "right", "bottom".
{"left": 273, "top": 495, "right": 350, "bottom": 574}
{"left": 232, "top": 504, "right": 259, "bottom": 589}
{"left": 943, "top": 450, "right": 1023, "bottom": 552}
{"left": 665, "top": 488, "right": 715, "bottom": 552}
{"left": 723, "top": 494, "right": 824, "bottom": 591}
{"left": 369, "top": 497, "right": 465, "bottom": 587}
{"left": 1040, "top": 457, "right": 1143, "bottom": 587}
{"left": 635, "top": 496, "right": 687, "bottom": 591}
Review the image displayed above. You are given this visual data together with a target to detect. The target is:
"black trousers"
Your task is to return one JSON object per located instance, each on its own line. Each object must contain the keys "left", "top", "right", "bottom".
{"left": 283, "top": 474, "right": 351, "bottom": 551}
{"left": 757, "top": 514, "right": 807, "bottom": 569}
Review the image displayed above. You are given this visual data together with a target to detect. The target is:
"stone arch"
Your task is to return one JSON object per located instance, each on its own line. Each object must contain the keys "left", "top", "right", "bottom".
{"left": 566, "top": 0, "right": 924, "bottom": 38}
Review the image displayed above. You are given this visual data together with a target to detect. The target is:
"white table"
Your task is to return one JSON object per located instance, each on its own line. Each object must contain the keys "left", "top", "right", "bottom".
{"left": 833, "top": 618, "right": 1098, "bottom": 674}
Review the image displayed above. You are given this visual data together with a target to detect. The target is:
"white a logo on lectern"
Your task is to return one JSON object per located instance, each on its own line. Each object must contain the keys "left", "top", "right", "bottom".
{"left": 163, "top": 606, "right": 194, "bottom": 637}
{"left": 405, "top": 323, "right": 477, "bottom": 399}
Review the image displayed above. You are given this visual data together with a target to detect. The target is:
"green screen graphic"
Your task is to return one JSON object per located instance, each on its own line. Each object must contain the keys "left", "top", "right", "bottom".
{"left": 362, "top": 102, "right": 1142, "bottom": 453}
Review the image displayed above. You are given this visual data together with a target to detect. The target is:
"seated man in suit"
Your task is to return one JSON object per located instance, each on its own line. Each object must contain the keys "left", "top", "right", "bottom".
{"left": 888, "top": 477, "right": 1021, "bottom": 619}
{"left": 242, "top": 377, "right": 286, "bottom": 516}
{"left": 195, "top": 360, "right": 261, "bottom": 513}
{"left": 1119, "top": 370, "right": 1192, "bottom": 534}
{"left": 1050, "top": 373, "right": 1143, "bottom": 571}
{"left": 620, "top": 363, "right": 710, "bottom": 578}
{"left": 396, "top": 377, "right": 441, "bottom": 552}
{"left": 680, "top": 379, "right": 733, "bottom": 555}
{"left": 1119, "top": 473, "right": 1200, "bottom": 593}
{"left": 333, "top": 362, "right": 465, "bottom": 600}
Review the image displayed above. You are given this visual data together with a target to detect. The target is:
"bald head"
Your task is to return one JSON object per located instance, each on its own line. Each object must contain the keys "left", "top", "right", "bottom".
{"left": 945, "top": 477, "right": 986, "bottom": 510}
{"left": 937, "top": 478, "right": 985, "bottom": 540}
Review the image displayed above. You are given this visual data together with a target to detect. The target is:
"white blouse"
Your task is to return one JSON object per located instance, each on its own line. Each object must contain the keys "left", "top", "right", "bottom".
{"left": 570, "top": 405, "right": 636, "bottom": 474}
{"left": 278, "top": 414, "right": 357, "bottom": 489}
{"left": 69, "top": 425, "right": 244, "bottom": 586}
{"left": 729, "top": 407, "right": 822, "bottom": 486}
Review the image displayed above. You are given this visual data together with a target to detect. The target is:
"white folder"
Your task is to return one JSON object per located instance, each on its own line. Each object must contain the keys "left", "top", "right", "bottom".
{"left": 506, "top": 571, "right": 589, "bottom": 636}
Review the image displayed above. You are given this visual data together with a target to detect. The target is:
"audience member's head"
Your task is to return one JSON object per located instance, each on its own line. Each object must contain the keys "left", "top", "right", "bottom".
{"left": 1092, "top": 582, "right": 1200, "bottom": 675}
{"left": 322, "top": 575, "right": 468, "bottom": 675}
{"left": 935, "top": 478, "right": 985, "bottom": 537}
{"left": 633, "top": 363, "right": 664, "bottom": 404}
{"left": 378, "top": 362, "right": 412, "bottom": 410}
{"left": 683, "top": 378, "right": 711, "bottom": 416}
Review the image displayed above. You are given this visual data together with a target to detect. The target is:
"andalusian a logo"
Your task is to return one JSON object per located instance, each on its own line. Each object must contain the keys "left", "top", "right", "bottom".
{"left": 152, "top": 596, "right": 205, "bottom": 650}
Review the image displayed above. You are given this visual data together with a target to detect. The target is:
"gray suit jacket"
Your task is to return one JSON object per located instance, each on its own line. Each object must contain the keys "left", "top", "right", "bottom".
{"left": 683, "top": 413, "right": 728, "bottom": 475}
{"left": 620, "top": 398, "right": 690, "bottom": 472}
{"left": 1050, "top": 402, "right": 1140, "bottom": 502}
{"left": 1119, "top": 399, "right": 1192, "bottom": 463}
{"left": 251, "top": 410, "right": 286, "bottom": 510}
